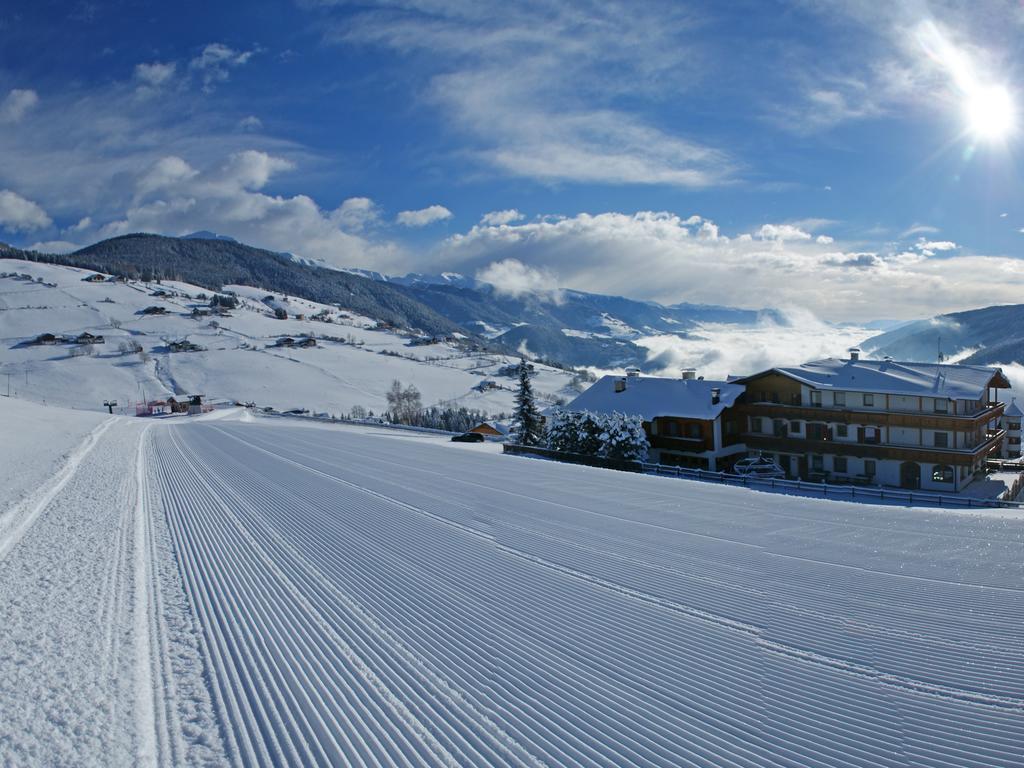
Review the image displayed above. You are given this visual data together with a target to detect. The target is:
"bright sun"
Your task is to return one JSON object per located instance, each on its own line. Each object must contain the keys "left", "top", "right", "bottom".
{"left": 965, "top": 84, "right": 1015, "bottom": 141}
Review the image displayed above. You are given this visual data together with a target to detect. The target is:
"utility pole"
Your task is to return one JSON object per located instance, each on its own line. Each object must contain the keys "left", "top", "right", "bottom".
{"left": 103, "top": 400, "right": 117, "bottom": 415}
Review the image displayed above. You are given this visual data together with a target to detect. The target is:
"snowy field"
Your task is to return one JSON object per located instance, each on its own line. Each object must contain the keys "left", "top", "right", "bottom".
{"left": 2, "top": 402, "right": 1021, "bottom": 766}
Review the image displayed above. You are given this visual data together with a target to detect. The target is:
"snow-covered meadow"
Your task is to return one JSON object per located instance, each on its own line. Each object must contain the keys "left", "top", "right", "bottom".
{"left": 1, "top": 400, "right": 1020, "bottom": 766}
{"left": 0, "top": 259, "right": 578, "bottom": 416}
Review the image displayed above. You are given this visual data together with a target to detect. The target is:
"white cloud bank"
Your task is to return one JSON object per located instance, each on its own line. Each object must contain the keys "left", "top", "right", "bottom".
{"left": 396, "top": 205, "right": 452, "bottom": 227}
{"left": 87, "top": 150, "right": 403, "bottom": 271}
{"left": 475, "top": 258, "right": 564, "bottom": 303}
{"left": 439, "top": 211, "right": 1024, "bottom": 322}
{"left": 0, "top": 190, "right": 52, "bottom": 232}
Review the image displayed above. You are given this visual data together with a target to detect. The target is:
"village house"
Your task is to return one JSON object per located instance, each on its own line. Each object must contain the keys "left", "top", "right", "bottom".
{"left": 73, "top": 332, "right": 105, "bottom": 345}
{"left": 82, "top": 273, "right": 106, "bottom": 282}
{"left": 30, "top": 332, "right": 62, "bottom": 345}
{"left": 733, "top": 349, "right": 1011, "bottom": 492}
{"left": 557, "top": 368, "right": 747, "bottom": 471}
{"left": 468, "top": 421, "right": 510, "bottom": 438}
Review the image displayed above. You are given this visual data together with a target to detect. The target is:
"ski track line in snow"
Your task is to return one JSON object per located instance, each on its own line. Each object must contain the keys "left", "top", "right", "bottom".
{"left": 134, "top": 423, "right": 160, "bottom": 767}
{"left": 0, "top": 415, "right": 115, "bottom": 561}
{"left": 142, "top": 421, "right": 1024, "bottom": 768}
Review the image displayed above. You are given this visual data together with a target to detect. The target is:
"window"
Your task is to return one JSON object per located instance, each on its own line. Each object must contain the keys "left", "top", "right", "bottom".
{"left": 934, "top": 399, "right": 949, "bottom": 413}
{"left": 686, "top": 423, "right": 702, "bottom": 439}
{"left": 933, "top": 432, "right": 949, "bottom": 448}
{"left": 810, "top": 391, "right": 822, "bottom": 407}
{"left": 811, "top": 455, "right": 824, "bottom": 471}
{"left": 863, "top": 427, "right": 880, "bottom": 444}
{"left": 863, "top": 393, "right": 874, "bottom": 407}
{"left": 1009, "top": 422, "right": 1021, "bottom": 431}
{"left": 834, "top": 392, "right": 846, "bottom": 407}
{"left": 836, "top": 424, "right": 848, "bottom": 438}
{"left": 834, "top": 456, "right": 848, "bottom": 473}
{"left": 773, "top": 419, "right": 788, "bottom": 437}
{"left": 932, "top": 464, "right": 954, "bottom": 483}
{"left": 725, "top": 421, "right": 738, "bottom": 435}
{"left": 1010, "top": 436, "right": 1021, "bottom": 445}
{"left": 864, "top": 459, "right": 876, "bottom": 477}
{"left": 789, "top": 421, "right": 801, "bottom": 433}
{"left": 807, "top": 423, "right": 828, "bottom": 441}
{"left": 750, "top": 417, "right": 763, "bottom": 433}
{"left": 665, "top": 420, "right": 680, "bottom": 437}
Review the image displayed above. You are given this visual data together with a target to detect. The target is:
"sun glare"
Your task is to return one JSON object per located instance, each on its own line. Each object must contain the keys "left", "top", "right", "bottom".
{"left": 965, "top": 84, "right": 1015, "bottom": 141}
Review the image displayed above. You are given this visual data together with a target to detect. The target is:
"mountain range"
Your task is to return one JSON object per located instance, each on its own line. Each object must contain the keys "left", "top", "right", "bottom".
{"left": 8, "top": 231, "right": 1024, "bottom": 372}
{"left": 862, "top": 304, "right": 1024, "bottom": 367}
{"left": 3, "top": 232, "right": 788, "bottom": 370}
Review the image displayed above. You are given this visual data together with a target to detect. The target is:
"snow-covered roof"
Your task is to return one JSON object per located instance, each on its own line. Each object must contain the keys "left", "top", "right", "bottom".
{"left": 560, "top": 375, "right": 744, "bottom": 421}
{"left": 749, "top": 358, "right": 1009, "bottom": 400}
{"left": 1004, "top": 399, "right": 1023, "bottom": 417}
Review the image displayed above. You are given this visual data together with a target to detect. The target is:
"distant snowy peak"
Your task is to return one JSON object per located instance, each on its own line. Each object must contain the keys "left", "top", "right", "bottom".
{"left": 182, "top": 231, "right": 238, "bottom": 243}
{"left": 350, "top": 270, "right": 480, "bottom": 290}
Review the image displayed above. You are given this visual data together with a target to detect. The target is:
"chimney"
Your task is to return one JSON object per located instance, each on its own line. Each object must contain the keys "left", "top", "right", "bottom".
{"left": 848, "top": 347, "right": 861, "bottom": 361}
{"left": 883, "top": 355, "right": 893, "bottom": 363}
{"left": 681, "top": 368, "right": 697, "bottom": 380}
{"left": 711, "top": 387, "right": 721, "bottom": 405}
{"left": 614, "top": 377, "right": 626, "bottom": 393}
{"left": 625, "top": 366, "right": 641, "bottom": 378}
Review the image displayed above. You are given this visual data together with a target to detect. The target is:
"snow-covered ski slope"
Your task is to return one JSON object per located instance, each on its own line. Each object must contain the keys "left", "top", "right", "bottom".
{"left": 151, "top": 418, "right": 1024, "bottom": 767}
{"left": 0, "top": 260, "right": 576, "bottom": 415}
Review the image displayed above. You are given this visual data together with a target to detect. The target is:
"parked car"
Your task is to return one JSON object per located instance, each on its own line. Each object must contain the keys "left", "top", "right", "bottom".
{"left": 451, "top": 432, "right": 485, "bottom": 443}
{"left": 732, "top": 455, "right": 786, "bottom": 479}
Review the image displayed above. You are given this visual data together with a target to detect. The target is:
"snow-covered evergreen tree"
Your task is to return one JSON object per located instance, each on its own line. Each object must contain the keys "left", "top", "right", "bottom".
{"left": 546, "top": 409, "right": 649, "bottom": 462}
{"left": 599, "top": 411, "right": 649, "bottom": 462}
{"left": 511, "top": 360, "right": 544, "bottom": 445}
{"left": 546, "top": 410, "right": 582, "bottom": 453}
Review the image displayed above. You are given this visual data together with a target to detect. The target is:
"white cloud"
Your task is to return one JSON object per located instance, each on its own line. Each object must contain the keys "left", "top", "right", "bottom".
{"left": 916, "top": 239, "right": 958, "bottom": 251}
{"left": 68, "top": 216, "right": 92, "bottom": 232}
{"left": 901, "top": 223, "right": 940, "bottom": 237}
{"left": 480, "top": 209, "right": 524, "bottom": 226}
{"left": 476, "top": 258, "right": 563, "bottom": 304}
{"left": 238, "top": 115, "right": 263, "bottom": 131}
{"left": 26, "top": 239, "right": 79, "bottom": 254}
{"left": 334, "top": 2, "right": 734, "bottom": 187}
{"left": 816, "top": 234, "right": 834, "bottom": 244}
{"left": 0, "top": 89, "right": 39, "bottom": 123}
{"left": 332, "top": 197, "right": 380, "bottom": 231}
{"left": 756, "top": 223, "right": 813, "bottom": 241}
{"left": 396, "top": 205, "right": 452, "bottom": 227}
{"left": 438, "top": 209, "right": 1024, "bottom": 321}
{"left": 136, "top": 156, "right": 199, "bottom": 198}
{"left": 0, "top": 190, "right": 52, "bottom": 231}
{"left": 95, "top": 150, "right": 403, "bottom": 271}
{"left": 190, "top": 43, "right": 257, "bottom": 92}
{"left": 134, "top": 61, "right": 176, "bottom": 88}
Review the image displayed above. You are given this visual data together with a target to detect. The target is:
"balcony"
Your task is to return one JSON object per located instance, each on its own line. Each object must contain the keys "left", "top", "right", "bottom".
{"left": 649, "top": 435, "right": 708, "bottom": 453}
{"left": 743, "top": 429, "right": 1005, "bottom": 464}
{"left": 739, "top": 401, "right": 1005, "bottom": 430}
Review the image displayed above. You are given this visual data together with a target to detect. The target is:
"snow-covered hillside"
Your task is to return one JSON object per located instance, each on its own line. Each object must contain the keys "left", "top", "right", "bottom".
{"left": 0, "top": 259, "right": 578, "bottom": 415}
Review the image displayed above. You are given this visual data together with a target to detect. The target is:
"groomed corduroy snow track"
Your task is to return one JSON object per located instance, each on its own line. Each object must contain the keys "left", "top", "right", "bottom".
{"left": 145, "top": 419, "right": 1024, "bottom": 768}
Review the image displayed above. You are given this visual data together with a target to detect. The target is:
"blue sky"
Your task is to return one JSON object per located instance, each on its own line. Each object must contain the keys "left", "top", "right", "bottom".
{"left": 2, "top": 0, "right": 1024, "bottom": 320}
